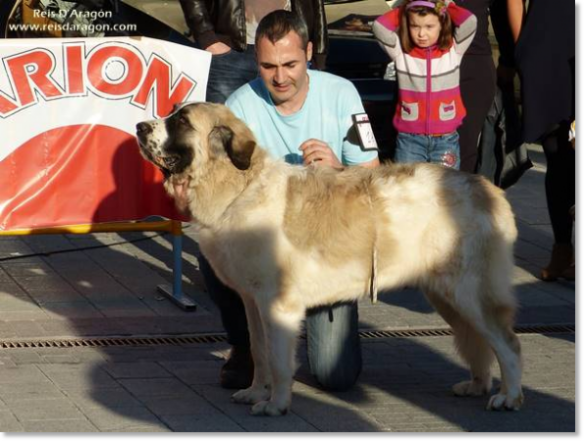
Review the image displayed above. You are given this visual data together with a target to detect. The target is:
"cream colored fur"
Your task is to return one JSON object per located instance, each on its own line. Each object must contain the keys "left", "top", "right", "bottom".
{"left": 136, "top": 103, "right": 524, "bottom": 416}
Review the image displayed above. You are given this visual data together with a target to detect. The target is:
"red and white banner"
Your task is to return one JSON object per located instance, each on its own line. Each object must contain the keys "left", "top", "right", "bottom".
{"left": 0, "top": 36, "right": 210, "bottom": 231}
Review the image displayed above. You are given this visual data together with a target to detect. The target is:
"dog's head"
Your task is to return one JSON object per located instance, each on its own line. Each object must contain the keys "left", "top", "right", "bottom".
{"left": 135, "top": 102, "right": 258, "bottom": 180}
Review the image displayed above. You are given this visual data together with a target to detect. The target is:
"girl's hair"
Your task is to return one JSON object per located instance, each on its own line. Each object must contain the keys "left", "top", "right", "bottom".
{"left": 399, "top": 0, "right": 454, "bottom": 52}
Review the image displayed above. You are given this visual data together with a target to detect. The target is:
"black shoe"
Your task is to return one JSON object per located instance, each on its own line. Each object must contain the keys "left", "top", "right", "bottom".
{"left": 220, "top": 345, "right": 254, "bottom": 389}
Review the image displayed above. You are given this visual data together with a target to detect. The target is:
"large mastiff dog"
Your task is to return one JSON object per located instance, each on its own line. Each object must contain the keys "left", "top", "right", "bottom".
{"left": 136, "top": 103, "right": 523, "bottom": 416}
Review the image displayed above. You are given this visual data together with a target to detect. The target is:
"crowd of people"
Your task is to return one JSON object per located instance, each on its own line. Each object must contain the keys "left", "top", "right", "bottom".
{"left": 178, "top": 0, "right": 575, "bottom": 393}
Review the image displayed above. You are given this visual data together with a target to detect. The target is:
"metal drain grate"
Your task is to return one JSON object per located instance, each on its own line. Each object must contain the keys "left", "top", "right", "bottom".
{"left": 358, "top": 324, "right": 575, "bottom": 339}
{"left": 359, "top": 329, "right": 453, "bottom": 339}
{"left": 515, "top": 324, "right": 575, "bottom": 335}
{"left": 0, "top": 334, "right": 228, "bottom": 350}
{"left": 0, "top": 325, "right": 574, "bottom": 350}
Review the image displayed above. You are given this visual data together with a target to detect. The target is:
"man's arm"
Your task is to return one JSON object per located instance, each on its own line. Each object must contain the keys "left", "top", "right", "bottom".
{"left": 338, "top": 79, "right": 380, "bottom": 168}
{"left": 357, "top": 157, "right": 380, "bottom": 168}
{"left": 178, "top": 0, "right": 230, "bottom": 54}
{"left": 506, "top": 0, "right": 525, "bottom": 43}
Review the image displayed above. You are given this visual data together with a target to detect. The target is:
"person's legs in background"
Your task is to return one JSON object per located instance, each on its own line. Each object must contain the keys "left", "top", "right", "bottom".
{"left": 305, "top": 302, "right": 362, "bottom": 390}
{"left": 198, "top": 256, "right": 254, "bottom": 388}
{"left": 206, "top": 45, "right": 258, "bottom": 103}
{"left": 458, "top": 55, "right": 497, "bottom": 174}
{"left": 539, "top": 121, "right": 575, "bottom": 281}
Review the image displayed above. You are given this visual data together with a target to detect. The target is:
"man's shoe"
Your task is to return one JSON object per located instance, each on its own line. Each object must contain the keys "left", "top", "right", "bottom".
{"left": 220, "top": 345, "right": 254, "bottom": 389}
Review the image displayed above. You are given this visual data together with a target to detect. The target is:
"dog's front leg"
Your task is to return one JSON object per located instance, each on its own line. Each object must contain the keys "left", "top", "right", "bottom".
{"left": 232, "top": 295, "right": 271, "bottom": 405}
{"left": 250, "top": 302, "right": 305, "bottom": 417}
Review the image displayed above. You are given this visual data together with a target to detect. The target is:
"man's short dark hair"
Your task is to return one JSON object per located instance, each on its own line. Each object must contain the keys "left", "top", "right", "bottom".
{"left": 254, "top": 10, "right": 310, "bottom": 49}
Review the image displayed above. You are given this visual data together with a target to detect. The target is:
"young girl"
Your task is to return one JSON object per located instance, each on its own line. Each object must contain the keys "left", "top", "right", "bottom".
{"left": 373, "top": 0, "right": 477, "bottom": 169}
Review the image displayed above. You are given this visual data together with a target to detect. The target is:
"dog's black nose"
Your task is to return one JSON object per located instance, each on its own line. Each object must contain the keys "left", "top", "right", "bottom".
{"left": 136, "top": 122, "right": 152, "bottom": 135}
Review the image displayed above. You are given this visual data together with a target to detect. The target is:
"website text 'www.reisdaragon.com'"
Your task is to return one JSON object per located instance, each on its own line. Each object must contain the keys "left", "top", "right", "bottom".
{"left": 8, "top": 21, "right": 137, "bottom": 34}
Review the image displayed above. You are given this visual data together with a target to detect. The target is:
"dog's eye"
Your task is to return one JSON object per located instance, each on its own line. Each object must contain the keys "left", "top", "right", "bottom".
{"left": 178, "top": 116, "right": 191, "bottom": 127}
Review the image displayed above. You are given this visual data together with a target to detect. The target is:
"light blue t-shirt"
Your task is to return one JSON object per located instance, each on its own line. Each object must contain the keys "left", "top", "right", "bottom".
{"left": 226, "top": 70, "right": 378, "bottom": 166}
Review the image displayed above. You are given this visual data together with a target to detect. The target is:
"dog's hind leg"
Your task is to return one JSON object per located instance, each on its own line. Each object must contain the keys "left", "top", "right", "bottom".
{"left": 250, "top": 300, "right": 305, "bottom": 417}
{"left": 425, "top": 291, "right": 494, "bottom": 397}
{"left": 482, "top": 304, "right": 523, "bottom": 411}
{"left": 450, "top": 278, "right": 524, "bottom": 411}
{"left": 232, "top": 296, "right": 271, "bottom": 405}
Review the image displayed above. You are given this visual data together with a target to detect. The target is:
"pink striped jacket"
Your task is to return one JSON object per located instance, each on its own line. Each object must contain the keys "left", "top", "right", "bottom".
{"left": 373, "top": 2, "right": 477, "bottom": 135}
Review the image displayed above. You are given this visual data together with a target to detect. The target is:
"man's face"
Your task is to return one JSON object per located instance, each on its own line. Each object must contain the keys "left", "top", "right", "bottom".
{"left": 408, "top": 12, "right": 441, "bottom": 49}
{"left": 256, "top": 31, "right": 313, "bottom": 108}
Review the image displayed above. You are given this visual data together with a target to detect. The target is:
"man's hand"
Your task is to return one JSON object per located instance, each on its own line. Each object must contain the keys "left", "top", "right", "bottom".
{"left": 299, "top": 139, "right": 344, "bottom": 169}
{"left": 205, "top": 42, "right": 232, "bottom": 55}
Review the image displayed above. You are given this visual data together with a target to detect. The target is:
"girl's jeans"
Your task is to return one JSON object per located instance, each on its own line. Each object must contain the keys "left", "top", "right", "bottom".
{"left": 395, "top": 132, "right": 461, "bottom": 170}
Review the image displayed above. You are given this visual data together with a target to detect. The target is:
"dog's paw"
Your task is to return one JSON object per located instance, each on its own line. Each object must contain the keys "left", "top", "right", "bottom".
{"left": 232, "top": 385, "right": 270, "bottom": 405}
{"left": 452, "top": 379, "right": 491, "bottom": 397}
{"left": 251, "top": 400, "right": 288, "bottom": 417}
{"left": 486, "top": 392, "right": 524, "bottom": 411}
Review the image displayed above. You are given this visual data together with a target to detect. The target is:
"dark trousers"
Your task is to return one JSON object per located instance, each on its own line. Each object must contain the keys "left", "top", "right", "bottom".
{"left": 541, "top": 122, "right": 575, "bottom": 244}
{"left": 458, "top": 55, "right": 497, "bottom": 173}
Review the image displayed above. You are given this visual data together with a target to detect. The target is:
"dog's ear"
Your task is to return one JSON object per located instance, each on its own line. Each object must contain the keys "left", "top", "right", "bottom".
{"left": 208, "top": 125, "right": 256, "bottom": 171}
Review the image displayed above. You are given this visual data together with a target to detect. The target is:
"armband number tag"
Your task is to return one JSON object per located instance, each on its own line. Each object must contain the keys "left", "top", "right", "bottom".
{"left": 353, "top": 113, "right": 379, "bottom": 151}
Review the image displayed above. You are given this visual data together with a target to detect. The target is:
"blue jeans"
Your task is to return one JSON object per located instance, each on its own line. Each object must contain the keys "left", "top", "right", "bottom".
{"left": 306, "top": 302, "right": 362, "bottom": 390}
{"left": 395, "top": 132, "right": 461, "bottom": 170}
{"left": 206, "top": 45, "right": 258, "bottom": 104}
{"left": 198, "top": 255, "right": 362, "bottom": 391}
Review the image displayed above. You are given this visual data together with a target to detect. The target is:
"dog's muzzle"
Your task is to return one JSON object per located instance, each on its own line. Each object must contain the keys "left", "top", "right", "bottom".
{"left": 136, "top": 122, "right": 180, "bottom": 179}
{"left": 136, "top": 122, "right": 172, "bottom": 179}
